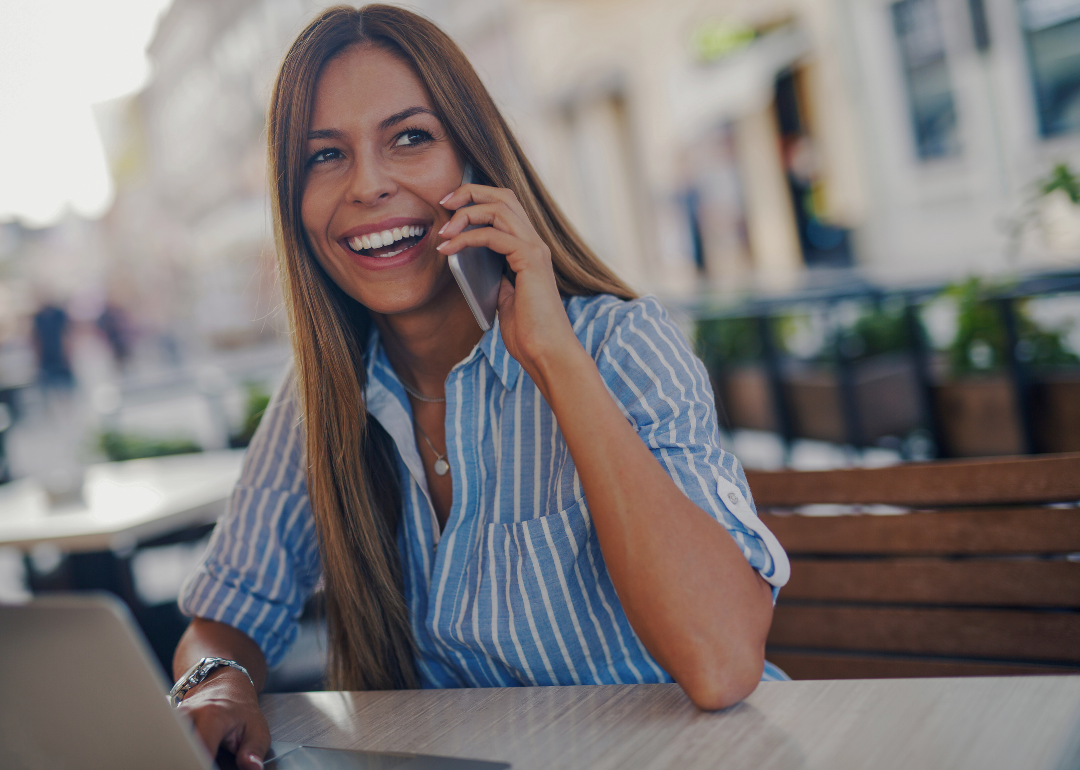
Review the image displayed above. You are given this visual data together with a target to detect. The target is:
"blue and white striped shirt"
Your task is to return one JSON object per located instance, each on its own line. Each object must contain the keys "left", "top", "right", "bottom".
{"left": 179, "top": 294, "right": 791, "bottom": 686}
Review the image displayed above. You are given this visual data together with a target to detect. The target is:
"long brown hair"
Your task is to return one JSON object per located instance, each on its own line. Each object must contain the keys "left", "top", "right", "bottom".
{"left": 267, "top": 3, "right": 635, "bottom": 690}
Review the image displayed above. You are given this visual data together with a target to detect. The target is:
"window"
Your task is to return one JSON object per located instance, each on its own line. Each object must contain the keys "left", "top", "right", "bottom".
{"left": 1020, "top": 0, "right": 1080, "bottom": 138}
{"left": 891, "top": 0, "right": 961, "bottom": 159}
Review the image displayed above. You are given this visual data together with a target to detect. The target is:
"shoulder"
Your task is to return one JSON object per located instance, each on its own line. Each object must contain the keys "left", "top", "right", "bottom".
{"left": 565, "top": 294, "right": 685, "bottom": 359}
{"left": 565, "top": 293, "right": 691, "bottom": 367}
{"left": 568, "top": 294, "right": 715, "bottom": 423}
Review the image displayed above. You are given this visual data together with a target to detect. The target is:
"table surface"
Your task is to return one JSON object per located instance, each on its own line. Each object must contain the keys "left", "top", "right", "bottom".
{"left": 0, "top": 450, "right": 243, "bottom": 552}
{"left": 261, "top": 676, "right": 1080, "bottom": 770}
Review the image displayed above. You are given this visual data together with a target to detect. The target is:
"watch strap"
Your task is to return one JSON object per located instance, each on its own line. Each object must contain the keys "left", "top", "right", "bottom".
{"left": 169, "top": 657, "right": 254, "bottom": 707}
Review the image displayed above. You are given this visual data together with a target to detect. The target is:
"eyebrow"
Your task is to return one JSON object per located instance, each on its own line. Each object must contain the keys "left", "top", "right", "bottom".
{"left": 306, "top": 107, "right": 438, "bottom": 141}
{"left": 378, "top": 106, "right": 437, "bottom": 131}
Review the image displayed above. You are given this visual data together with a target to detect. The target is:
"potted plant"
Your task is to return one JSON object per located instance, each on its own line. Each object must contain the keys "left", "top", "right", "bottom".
{"left": 697, "top": 299, "right": 923, "bottom": 447}
{"left": 777, "top": 300, "right": 921, "bottom": 446}
{"left": 929, "top": 277, "right": 1079, "bottom": 456}
{"left": 696, "top": 315, "right": 775, "bottom": 432}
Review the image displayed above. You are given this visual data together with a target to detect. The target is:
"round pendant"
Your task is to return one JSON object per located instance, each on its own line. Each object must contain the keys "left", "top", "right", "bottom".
{"left": 434, "top": 458, "right": 450, "bottom": 476}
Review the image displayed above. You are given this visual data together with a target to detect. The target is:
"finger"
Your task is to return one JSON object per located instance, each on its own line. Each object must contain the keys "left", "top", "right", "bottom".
{"left": 236, "top": 714, "right": 271, "bottom": 770}
{"left": 438, "top": 201, "right": 529, "bottom": 240}
{"left": 441, "top": 184, "right": 524, "bottom": 216}
{"left": 436, "top": 227, "right": 546, "bottom": 272}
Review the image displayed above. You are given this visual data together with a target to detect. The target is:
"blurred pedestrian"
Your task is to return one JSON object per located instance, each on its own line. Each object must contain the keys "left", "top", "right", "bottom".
{"left": 31, "top": 300, "right": 74, "bottom": 390}
{"left": 96, "top": 300, "right": 133, "bottom": 371}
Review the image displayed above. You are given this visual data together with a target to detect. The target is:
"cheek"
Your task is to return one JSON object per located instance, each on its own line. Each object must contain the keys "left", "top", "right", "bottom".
{"left": 399, "top": 152, "right": 463, "bottom": 201}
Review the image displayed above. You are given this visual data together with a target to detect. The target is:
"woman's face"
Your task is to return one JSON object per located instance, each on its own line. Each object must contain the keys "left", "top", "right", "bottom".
{"left": 302, "top": 44, "right": 464, "bottom": 316}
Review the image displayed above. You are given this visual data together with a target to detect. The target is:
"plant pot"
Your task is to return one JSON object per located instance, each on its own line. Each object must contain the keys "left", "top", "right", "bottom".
{"left": 784, "top": 355, "right": 922, "bottom": 445}
{"left": 852, "top": 354, "right": 922, "bottom": 441}
{"left": 932, "top": 376, "right": 1024, "bottom": 457}
{"left": 785, "top": 367, "right": 845, "bottom": 443}
{"left": 716, "top": 365, "right": 776, "bottom": 432}
{"left": 1031, "top": 374, "right": 1080, "bottom": 453}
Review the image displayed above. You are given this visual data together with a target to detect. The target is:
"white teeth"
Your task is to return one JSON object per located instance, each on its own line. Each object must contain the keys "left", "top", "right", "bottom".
{"left": 349, "top": 225, "right": 426, "bottom": 255}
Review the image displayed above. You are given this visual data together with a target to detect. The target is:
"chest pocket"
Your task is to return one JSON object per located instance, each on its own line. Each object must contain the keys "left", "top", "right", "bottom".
{"left": 456, "top": 498, "right": 612, "bottom": 685}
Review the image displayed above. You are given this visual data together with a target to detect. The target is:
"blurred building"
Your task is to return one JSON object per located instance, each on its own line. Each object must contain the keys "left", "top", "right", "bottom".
{"left": 97, "top": 0, "right": 1080, "bottom": 322}
{"left": 97, "top": 0, "right": 304, "bottom": 352}
{"left": 508, "top": 0, "right": 1080, "bottom": 296}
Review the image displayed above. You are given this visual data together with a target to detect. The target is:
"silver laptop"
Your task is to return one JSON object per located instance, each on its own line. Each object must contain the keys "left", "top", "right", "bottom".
{"left": 0, "top": 594, "right": 510, "bottom": 770}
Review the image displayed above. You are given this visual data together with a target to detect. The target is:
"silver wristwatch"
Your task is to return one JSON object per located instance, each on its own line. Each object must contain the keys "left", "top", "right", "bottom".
{"left": 169, "top": 657, "right": 254, "bottom": 707}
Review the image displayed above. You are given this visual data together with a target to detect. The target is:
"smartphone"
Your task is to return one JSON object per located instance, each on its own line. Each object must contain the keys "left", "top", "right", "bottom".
{"left": 447, "top": 163, "right": 506, "bottom": 332}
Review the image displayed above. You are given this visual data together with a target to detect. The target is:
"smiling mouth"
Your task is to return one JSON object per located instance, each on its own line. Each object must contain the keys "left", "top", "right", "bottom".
{"left": 346, "top": 225, "right": 428, "bottom": 258}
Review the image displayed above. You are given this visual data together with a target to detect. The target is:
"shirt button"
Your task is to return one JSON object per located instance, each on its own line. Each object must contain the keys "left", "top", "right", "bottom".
{"left": 727, "top": 492, "right": 739, "bottom": 506}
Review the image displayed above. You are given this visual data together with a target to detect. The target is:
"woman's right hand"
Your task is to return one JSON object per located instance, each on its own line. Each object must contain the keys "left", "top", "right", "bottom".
{"left": 173, "top": 618, "right": 271, "bottom": 769}
{"left": 177, "top": 667, "right": 270, "bottom": 769}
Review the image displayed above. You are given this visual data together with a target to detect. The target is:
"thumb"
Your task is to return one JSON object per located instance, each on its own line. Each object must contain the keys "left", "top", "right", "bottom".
{"left": 497, "top": 275, "right": 515, "bottom": 309}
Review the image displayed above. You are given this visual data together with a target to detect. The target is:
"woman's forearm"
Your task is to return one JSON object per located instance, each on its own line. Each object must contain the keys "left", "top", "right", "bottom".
{"left": 529, "top": 343, "right": 774, "bottom": 710}
{"left": 173, "top": 618, "right": 271, "bottom": 768}
{"left": 173, "top": 617, "right": 269, "bottom": 692}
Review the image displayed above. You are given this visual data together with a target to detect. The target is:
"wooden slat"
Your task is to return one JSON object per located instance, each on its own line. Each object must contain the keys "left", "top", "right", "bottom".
{"left": 765, "top": 651, "right": 1080, "bottom": 680}
{"left": 767, "top": 605, "right": 1080, "bottom": 662}
{"left": 746, "top": 453, "right": 1080, "bottom": 507}
{"left": 783, "top": 558, "right": 1080, "bottom": 607}
{"left": 759, "top": 507, "right": 1080, "bottom": 555}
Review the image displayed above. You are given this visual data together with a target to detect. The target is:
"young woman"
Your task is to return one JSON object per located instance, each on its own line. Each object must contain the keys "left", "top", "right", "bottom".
{"left": 172, "top": 5, "right": 790, "bottom": 767}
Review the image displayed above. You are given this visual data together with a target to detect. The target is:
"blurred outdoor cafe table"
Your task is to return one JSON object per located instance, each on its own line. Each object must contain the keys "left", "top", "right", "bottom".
{"left": 0, "top": 449, "right": 243, "bottom": 554}
{"left": 0, "top": 449, "right": 244, "bottom": 668}
{"left": 258, "top": 676, "right": 1080, "bottom": 770}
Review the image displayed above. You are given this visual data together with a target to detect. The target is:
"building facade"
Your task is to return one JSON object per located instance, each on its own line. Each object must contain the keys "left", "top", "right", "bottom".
{"left": 100, "top": 0, "right": 1080, "bottom": 342}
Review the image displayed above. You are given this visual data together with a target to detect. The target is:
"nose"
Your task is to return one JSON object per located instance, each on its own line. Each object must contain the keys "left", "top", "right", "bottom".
{"left": 346, "top": 154, "right": 397, "bottom": 206}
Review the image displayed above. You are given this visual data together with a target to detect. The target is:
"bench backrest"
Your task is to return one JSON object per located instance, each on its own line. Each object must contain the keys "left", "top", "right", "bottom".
{"left": 747, "top": 453, "right": 1080, "bottom": 679}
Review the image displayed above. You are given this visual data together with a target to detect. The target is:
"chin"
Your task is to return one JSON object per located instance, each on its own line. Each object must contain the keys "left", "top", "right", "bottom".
{"left": 348, "top": 267, "right": 457, "bottom": 318}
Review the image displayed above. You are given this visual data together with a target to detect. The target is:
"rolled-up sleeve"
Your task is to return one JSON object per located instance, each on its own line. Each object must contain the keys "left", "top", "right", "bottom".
{"left": 177, "top": 368, "right": 322, "bottom": 666}
{"left": 592, "top": 296, "right": 790, "bottom": 592}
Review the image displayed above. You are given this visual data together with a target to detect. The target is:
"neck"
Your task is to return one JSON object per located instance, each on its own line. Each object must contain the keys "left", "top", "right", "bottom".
{"left": 372, "top": 281, "right": 485, "bottom": 398}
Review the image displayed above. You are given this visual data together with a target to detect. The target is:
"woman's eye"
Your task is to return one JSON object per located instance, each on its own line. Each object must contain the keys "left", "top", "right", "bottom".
{"left": 308, "top": 148, "right": 341, "bottom": 165}
{"left": 394, "top": 128, "right": 433, "bottom": 147}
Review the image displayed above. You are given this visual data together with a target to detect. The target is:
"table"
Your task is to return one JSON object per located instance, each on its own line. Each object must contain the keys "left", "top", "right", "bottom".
{"left": 0, "top": 450, "right": 244, "bottom": 670}
{"left": 260, "top": 677, "right": 1080, "bottom": 770}
{"left": 0, "top": 449, "right": 244, "bottom": 553}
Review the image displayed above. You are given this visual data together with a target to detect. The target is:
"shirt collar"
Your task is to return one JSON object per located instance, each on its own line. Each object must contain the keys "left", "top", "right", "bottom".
{"left": 476, "top": 313, "right": 522, "bottom": 393}
{"left": 363, "top": 312, "right": 522, "bottom": 396}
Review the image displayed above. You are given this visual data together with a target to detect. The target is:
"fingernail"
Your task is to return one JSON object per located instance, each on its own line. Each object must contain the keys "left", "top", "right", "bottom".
{"left": 246, "top": 753, "right": 264, "bottom": 769}
{"left": 438, "top": 222, "right": 448, "bottom": 235}
{"left": 436, "top": 241, "right": 448, "bottom": 252}
{"left": 439, "top": 192, "right": 453, "bottom": 205}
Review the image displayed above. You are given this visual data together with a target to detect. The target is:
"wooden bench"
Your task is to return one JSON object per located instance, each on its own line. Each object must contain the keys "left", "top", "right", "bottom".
{"left": 747, "top": 453, "right": 1080, "bottom": 679}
